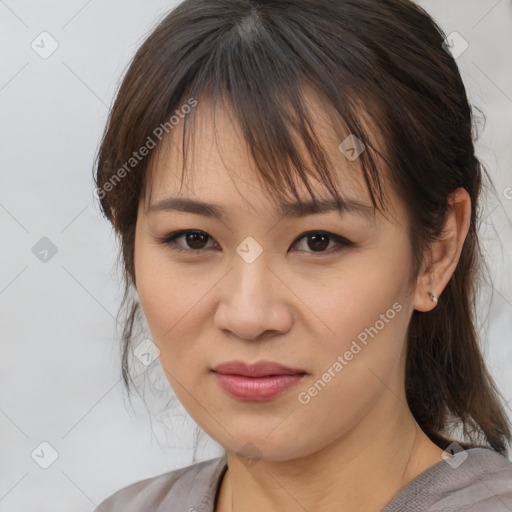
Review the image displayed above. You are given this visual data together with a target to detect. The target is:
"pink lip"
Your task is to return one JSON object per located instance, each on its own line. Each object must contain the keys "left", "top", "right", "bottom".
{"left": 211, "top": 360, "right": 307, "bottom": 401}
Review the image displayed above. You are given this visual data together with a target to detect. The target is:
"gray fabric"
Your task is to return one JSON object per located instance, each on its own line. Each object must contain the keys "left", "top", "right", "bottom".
{"left": 94, "top": 447, "right": 512, "bottom": 511}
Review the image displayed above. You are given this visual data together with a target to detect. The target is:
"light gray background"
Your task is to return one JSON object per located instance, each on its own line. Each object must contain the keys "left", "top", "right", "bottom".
{"left": 1, "top": 1, "right": 511, "bottom": 511}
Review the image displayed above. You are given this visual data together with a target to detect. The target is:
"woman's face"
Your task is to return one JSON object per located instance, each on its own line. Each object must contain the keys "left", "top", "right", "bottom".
{"left": 134, "top": 95, "right": 420, "bottom": 461}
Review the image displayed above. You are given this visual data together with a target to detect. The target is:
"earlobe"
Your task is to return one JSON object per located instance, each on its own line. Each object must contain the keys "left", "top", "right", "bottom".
{"left": 428, "top": 292, "right": 438, "bottom": 304}
{"left": 413, "top": 187, "right": 471, "bottom": 312}
{"left": 413, "top": 269, "right": 439, "bottom": 313}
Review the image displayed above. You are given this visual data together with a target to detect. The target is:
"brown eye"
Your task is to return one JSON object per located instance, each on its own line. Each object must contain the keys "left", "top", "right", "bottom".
{"left": 184, "top": 232, "right": 209, "bottom": 250}
{"left": 159, "top": 229, "right": 353, "bottom": 256}
{"left": 159, "top": 230, "right": 217, "bottom": 253}
{"left": 305, "top": 234, "right": 330, "bottom": 252}
{"left": 292, "top": 231, "right": 353, "bottom": 255}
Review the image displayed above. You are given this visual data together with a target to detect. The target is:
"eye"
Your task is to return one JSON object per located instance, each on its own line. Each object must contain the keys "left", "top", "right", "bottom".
{"left": 158, "top": 230, "right": 218, "bottom": 254}
{"left": 158, "top": 229, "right": 354, "bottom": 256}
{"left": 291, "top": 230, "right": 354, "bottom": 254}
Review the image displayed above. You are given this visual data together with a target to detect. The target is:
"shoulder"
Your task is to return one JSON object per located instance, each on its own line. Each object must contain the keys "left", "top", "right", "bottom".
{"left": 434, "top": 447, "right": 512, "bottom": 511}
{"left": 385, "top": 447, "right": 512, "bottom": 512}
{"left": 93, "top": 454, "right": 227, "bottom": 512}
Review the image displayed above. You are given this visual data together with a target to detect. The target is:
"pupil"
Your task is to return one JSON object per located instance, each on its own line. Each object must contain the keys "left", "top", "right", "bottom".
{"left": 309, "top": 234, "right": 328, "bottom": 251}
{"left": 187, "top": 233, "right": 207, "bottom": 249}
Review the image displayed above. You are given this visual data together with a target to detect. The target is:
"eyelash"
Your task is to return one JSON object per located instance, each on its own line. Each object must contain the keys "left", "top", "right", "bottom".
{"left": 157, "top": 229, "right": 354, "bottom": 256}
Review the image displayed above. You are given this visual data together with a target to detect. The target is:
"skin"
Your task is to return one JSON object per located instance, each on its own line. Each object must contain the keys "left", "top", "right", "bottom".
{"left": 132, "top": 92, "right": 472, "bottom": 512}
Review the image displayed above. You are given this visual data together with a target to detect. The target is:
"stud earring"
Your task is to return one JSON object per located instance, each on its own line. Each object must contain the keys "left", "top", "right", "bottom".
{"left": 429, "top": 292, "right": 438, "bottom": 303}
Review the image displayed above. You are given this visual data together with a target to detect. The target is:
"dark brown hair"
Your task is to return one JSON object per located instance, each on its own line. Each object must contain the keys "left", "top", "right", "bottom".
{"left": 94, "top": 0, "right": 511, "bottom": 455}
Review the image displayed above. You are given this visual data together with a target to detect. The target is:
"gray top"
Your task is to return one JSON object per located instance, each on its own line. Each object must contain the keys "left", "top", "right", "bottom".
{"left": 94, "top": 447, "right": 512, "bottom": 512}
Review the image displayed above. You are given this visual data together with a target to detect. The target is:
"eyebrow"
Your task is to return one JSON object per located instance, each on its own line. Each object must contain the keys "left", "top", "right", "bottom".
{"left": 147, "top": 196, "right": 376, "bottom": 221}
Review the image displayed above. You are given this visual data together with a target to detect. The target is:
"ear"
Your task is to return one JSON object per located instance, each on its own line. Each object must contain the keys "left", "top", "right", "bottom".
{"left": 413, "top": 187, "right": 472, "bottom": 312}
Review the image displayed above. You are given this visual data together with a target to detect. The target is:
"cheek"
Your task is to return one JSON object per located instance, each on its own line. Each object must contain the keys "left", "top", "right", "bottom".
{"left": 297, "top": 249, "right": 411, "bottom": 391}
{"left": 135, "top": 240, "right": 185, "bottom": 321}
{"left": 291, "top": 290, "right": 408, "bottom": 451}
{"left": 136, "top": 248, "right": 172, "bottom": 329}
{"left": 134, "top": 241, "right": 180, "bottom": 344}
{"left": 311, "top": 293, "right": 407, "bottom": 381}
{"left": 134, "top": 244, "right": 216, "bottom": 372}
{"left": 302, "top": 256, "right": 406, "bottom": 337}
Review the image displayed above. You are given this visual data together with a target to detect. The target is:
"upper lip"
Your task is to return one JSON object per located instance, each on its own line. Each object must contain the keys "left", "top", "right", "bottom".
{"left": 212, "top": 360, "right": 307, "bottom": 377}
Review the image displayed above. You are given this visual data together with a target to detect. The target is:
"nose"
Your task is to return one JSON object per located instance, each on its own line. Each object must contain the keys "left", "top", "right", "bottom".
{"left": 214, "top": 254, "right": 293, "bottom": 341}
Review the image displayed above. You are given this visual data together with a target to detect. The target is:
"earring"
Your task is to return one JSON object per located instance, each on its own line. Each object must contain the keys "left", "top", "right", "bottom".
{"left": 429, "top": 292, "right": 438, "bottom": 303}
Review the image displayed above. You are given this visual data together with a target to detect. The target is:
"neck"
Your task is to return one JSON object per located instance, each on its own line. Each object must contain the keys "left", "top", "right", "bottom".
{"left": 215, "top": 391, "right": 443, "bottom": 512}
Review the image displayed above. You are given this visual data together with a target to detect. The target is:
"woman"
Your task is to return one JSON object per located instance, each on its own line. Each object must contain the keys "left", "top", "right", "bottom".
{"left": 93, "top": 0, "right": 512, "bottom": 510}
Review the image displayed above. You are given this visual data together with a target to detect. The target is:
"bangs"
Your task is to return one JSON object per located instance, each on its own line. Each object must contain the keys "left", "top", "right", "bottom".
{"left": 139, "top": 6, "right": 392, "bottom": 219}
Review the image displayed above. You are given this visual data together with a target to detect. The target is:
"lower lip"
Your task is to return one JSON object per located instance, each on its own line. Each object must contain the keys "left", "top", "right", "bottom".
{"left": 212, "top": 372, "right": 306, "bottom": 401}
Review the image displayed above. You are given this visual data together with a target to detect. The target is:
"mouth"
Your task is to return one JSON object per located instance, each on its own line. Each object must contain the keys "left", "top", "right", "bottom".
{"left": 211, "top": 360, "right": 307, "bottom": 401}
{"left": 211, "top": 359, "right": 307, "bottom": 377}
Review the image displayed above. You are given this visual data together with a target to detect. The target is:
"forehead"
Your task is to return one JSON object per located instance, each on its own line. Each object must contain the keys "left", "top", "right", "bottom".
{"left": 141, "top": 89, "right": 399, "bottom": 223}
